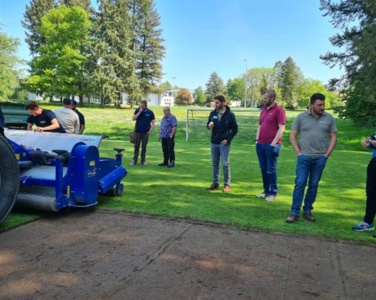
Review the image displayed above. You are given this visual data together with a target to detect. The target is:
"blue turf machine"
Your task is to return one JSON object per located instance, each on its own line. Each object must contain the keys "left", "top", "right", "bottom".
{"left": 4, "top": 129, "right": 127, "bottom": 212}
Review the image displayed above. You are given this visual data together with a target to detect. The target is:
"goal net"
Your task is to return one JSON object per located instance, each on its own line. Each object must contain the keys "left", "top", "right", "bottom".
{"left": 185, "top": 108, "right": 260, "bottom": 143}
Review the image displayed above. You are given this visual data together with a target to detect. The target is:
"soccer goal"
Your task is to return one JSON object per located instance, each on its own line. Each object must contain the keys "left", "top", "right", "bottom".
{"left": 185, "top": 108, "right": 260, "bottom": 143}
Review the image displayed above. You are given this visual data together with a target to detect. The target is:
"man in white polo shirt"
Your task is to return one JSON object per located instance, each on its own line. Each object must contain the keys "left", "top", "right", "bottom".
{"left": 54, "top": 98, "right": 80, "bottom": 134}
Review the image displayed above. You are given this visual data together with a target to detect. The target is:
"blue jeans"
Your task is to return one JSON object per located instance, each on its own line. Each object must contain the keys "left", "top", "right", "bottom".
{"left": 256, "top": 143, "right": 281, "bottom": 196}
{"left": 291, "top": 155, "right": 327, "bottom": 215}
{"left": 211, "top": 143, "right": 231, "bottom": 186}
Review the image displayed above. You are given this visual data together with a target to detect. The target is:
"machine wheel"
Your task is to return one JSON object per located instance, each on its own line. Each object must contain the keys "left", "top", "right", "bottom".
{"left": 106, "top": 183, "right": 123, "bottom": 197}
{"left": 0, "top": 134, "right": 19, "bottom": 225}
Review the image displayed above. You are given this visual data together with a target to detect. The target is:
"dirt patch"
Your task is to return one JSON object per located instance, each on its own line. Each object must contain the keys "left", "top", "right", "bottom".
{"left": 0, "top": 209, "right": 375, "bottom": 299}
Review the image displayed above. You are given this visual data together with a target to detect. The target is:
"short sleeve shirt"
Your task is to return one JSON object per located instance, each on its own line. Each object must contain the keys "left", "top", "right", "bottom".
{"left": 27, "top": 109, "right": 65, "bottom": 133}
{"left": 292, "top": 110, "right": 337, "bottom": 157}
{"left": 134, "top": 108, "right": 155, "bottom": 134}
{"left": 75, "top": 109, "right": 85, "bottom": 125}
{"left": 54, "top": 107, "right": 80, "bottom": 134}
{"left": 160, "top": 114, "right": 177, "bottom": 138}
{"left": 258, "top": 104, "right": 286, "bottom": 144}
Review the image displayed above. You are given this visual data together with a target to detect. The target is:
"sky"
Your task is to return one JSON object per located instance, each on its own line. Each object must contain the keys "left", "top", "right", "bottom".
{"left": 0, "top": 0, "right": 344, "bottom": 90}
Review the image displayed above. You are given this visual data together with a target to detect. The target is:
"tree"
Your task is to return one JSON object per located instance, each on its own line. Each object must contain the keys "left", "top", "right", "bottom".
{"left": 175, "top": 88, "right": 193, "bottom": 105}
{"left": 159, "top": 80, "right": 172, "bottom": 91}
{"left": 194, "top": 86, "right": 206, "bottom": 105}
{"left": 59, "top": 0, "right": 94, "bottom": 13}
{"left": 129, "top": 0, "right": 165, "bottom": 96}
{"left": 0, "top": 28, "right": 24, "bottom": 100}
{"left": 226, "top": 78, "right": 244, "bottom": 104}
{"left": 296, "top": 79, "right": 329, "bottom": 109}
{"left": 244, "top": 67, "right": 277, "bottom": 107}
{"left": 260, "top": 74, "right": 268, "bottom": 96}
{"left": 205, "top": 72, "right": 225, "bottom": 102}
{"left": 25, "top": 6, "right": 93, "bottom": 102}
{"left": 279, "top": 57, "right": 300, "bottom": 109}
{"left": 22, "top": 0, "right": 57, "bottom": 56}
{"left": 91, "top": 0, "right": 129, "bottom": 108}
{"left": 321, "top": 0, "right": 376, "bottom": 125}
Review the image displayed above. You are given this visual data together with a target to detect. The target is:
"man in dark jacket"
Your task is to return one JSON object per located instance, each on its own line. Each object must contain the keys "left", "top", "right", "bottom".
{"left": 206, "top": 95, "right": 238, "bottom": 192}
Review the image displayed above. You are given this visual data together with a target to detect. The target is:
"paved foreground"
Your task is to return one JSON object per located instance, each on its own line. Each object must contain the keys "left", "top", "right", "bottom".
{"left": 0, "top": 210, "right": 375, "bottom": 299}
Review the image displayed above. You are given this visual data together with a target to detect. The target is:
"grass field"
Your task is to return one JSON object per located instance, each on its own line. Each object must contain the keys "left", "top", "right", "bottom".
{"left": 1, "top": 103, "right": 375, "bottom": 243}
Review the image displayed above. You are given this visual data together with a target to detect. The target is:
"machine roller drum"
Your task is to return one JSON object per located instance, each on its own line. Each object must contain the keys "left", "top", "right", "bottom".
{"left": 0, "top": 134, "right": 19, "bottom": 225}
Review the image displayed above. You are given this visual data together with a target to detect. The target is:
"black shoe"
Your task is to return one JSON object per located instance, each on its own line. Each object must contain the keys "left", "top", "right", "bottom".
{"left": 206, "top": 183, "right": 219, "bottom": 190}
{"left": 167, "top": 163, "right": 174, "bottom": 168}
{"left": 158, "top": 162, "right": 168, "bottom": 166}
{"left": 303, "top": 212, "right": 316, "bottom": 222}
{"left": 286, "top": 214, "right": 299, "bottom": 223}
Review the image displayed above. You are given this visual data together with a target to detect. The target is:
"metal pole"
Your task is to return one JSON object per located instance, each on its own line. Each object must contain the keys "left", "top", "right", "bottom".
{"left": 244, "top": 59, "right": 248, "bottom": 108}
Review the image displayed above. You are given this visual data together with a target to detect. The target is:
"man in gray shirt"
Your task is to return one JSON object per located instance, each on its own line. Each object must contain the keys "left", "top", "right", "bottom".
{"left": 54, "top": 98, "right": 80, "bottom": 134}
{"left": 286, "top": 93, "right": 337, "bottom": 223}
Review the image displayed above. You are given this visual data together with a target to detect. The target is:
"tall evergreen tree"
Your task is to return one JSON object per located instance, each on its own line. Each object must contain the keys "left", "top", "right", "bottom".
{"left": 128, "top": 0, "right": 165, "bottom": 96}
{"left": 59, "top": 0, "right": 93, "bottom": 11}
{"left": 274, "top": 60, "right": 283, "bottom": 89}
{"left": 22, "top": 0, "right": 57, "bottom": 56}
{"left": 91, "top": 0, "right": 130, "bottom": 108}
{"left": 279, "top": 57, "right": 299, "bottom": 109}
{"left": 205, "top": 72, "right": 226, "bottom": 102}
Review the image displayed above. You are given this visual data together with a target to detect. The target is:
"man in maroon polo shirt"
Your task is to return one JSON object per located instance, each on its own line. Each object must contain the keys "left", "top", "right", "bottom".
{"left": 255, "top": 89, "right": 286, "bottom": 201}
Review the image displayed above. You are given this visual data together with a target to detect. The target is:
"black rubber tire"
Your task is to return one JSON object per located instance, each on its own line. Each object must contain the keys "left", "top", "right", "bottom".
{"left": 0, "top": 134, "right": 19, "bottom": 225}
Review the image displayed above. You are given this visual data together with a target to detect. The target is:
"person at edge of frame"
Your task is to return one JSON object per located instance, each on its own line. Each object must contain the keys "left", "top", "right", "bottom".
{"left": 352, "top": 132, "right": 376, "bottom": 238}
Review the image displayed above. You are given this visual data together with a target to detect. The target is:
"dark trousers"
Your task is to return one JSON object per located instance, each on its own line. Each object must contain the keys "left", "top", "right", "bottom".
{"left": 364, "top": 158, "right": 376, "bottom": 224}
{"left": 133, "top": 133, "right": 149, "bottom": 162}
{"left": 161, "top": 137, "right": 175, "bottom": 164}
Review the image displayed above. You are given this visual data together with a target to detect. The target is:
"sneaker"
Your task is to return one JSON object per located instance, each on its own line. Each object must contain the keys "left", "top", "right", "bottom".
{"left": 206, "top": 183, "right": 219, "bottom": 190}
{"left": 265, "top": 195, "right": 276, "bottom": 202}
{"left": 141, "top": 161, "right": 148, "bottom": 165}
{"left": 130, "top": 160, "right": 136, "bottom": 165}
{"left": 223, "top": 185, "right": 230, "bottom": 193}
{"left": 256, "top": 193, "right": 267, "bottom": 198}
{"left": 352, "top": 221, "right": 374, "bottom": 231}
{"left": 167, "top": 163, "right": 174, "bottom": 168}
{"left": 158, "top": 162, "right": 168, "bottom": 166}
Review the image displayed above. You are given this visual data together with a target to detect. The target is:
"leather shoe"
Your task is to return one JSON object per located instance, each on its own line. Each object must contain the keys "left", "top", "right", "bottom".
{"left": 286, "top": 214, "right": 299, "bottom": 223}
{"left": 303, "top": 212, "right": 316, "bottom": 222}
{"left": 222, "top": 185, "right": 230, "bottom": 193}
{"left": 206, "top": 183, "right": 219, "bottom": 190}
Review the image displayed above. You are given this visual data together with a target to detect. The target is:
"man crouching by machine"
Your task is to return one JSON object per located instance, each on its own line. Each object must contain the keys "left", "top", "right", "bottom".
{"left": 25, "top": 100, "right": 66, "bottom": 133}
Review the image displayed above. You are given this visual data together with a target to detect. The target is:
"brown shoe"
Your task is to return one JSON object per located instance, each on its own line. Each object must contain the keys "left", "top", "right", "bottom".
{"left": 286, "top": 214, "right": 299, "bottom": 223}
{"left": 206, "top": 183, "right": 219, "bottom": 190}
{"left": 222, "top": 185, "right": 230, "bottom": 193}
{"left": 303, "top": 212, "right": 316, "bottom": 222}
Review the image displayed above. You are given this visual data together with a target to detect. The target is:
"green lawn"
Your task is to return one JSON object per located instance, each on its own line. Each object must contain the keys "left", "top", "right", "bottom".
{"left": 1, "top": 104, "right": 375, "bottom": 243}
